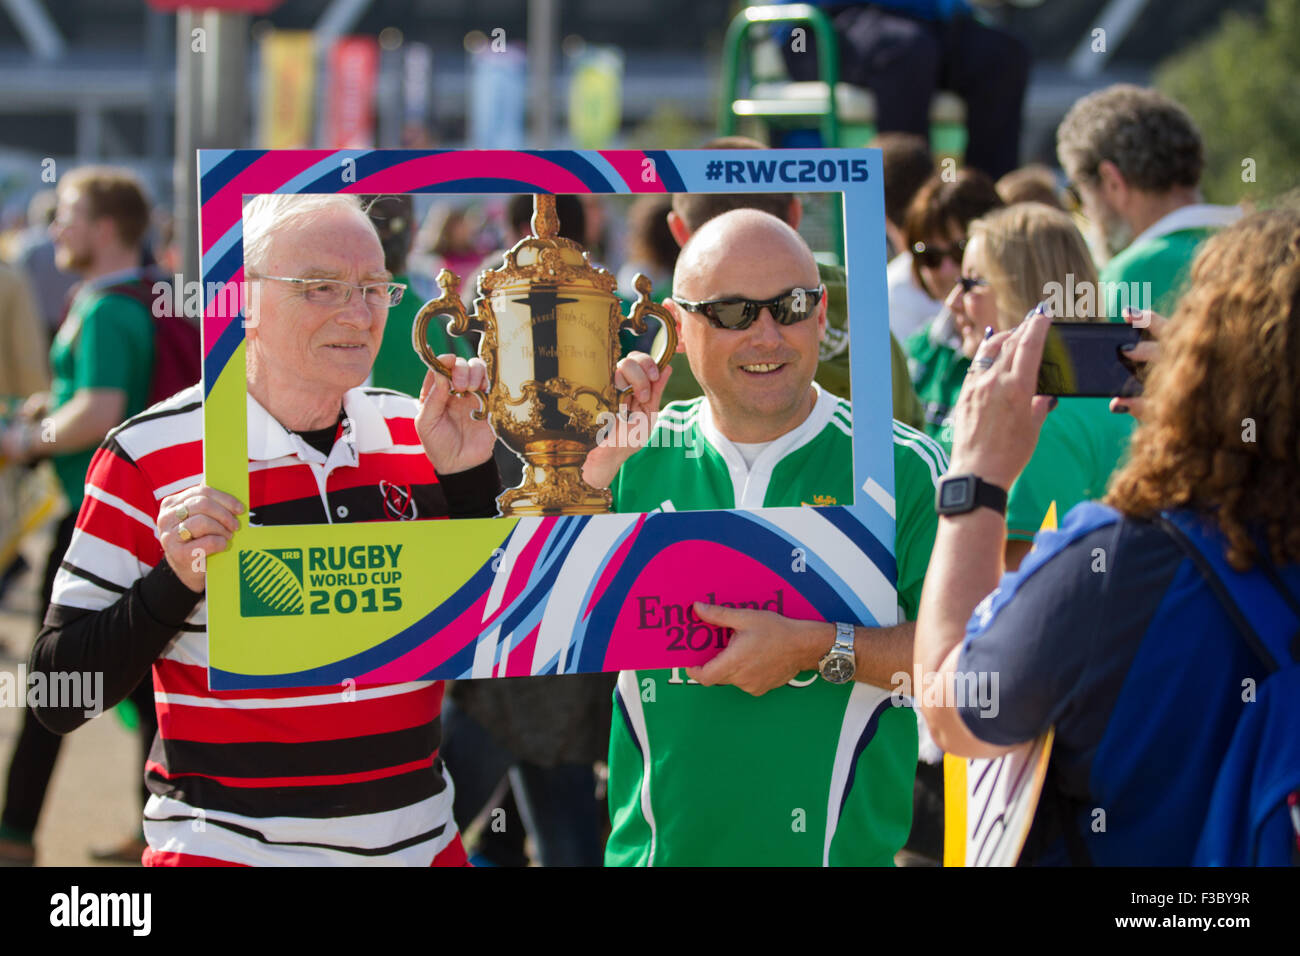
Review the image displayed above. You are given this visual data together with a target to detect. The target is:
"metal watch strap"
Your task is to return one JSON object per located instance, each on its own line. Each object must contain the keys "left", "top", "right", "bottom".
{"left": 818, "top": 621, "right": 856, "bottom": 684}
{"left": 830, "top": 621, "right": 854, "bottom": 653}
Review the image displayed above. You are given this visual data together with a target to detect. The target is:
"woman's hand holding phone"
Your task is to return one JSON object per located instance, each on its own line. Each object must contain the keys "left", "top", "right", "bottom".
{"left": 1110, "top": 308, "right": 1169, "bottom": 418}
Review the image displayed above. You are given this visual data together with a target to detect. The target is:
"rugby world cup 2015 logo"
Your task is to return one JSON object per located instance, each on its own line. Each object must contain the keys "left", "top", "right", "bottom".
{"left": 239, "top": 549, "right": 305, "bottom": 616}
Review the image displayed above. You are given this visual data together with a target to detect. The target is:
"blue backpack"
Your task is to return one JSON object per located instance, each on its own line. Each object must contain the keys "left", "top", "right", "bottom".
{"left": 1157, "top": 510, "right": 1300, "bottom": 866}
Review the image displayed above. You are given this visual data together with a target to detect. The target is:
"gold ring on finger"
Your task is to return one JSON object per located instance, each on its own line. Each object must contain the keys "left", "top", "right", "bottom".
{"left": 178, "top": 523, "right": 193, "bottom": 543}
{"left": 175, "top": 504, "right": 189, "bottom": 522}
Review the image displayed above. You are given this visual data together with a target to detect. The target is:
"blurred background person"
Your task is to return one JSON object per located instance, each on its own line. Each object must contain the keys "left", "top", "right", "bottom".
{"left": 0, "top": 261, "right": 47, "bottom": 416}
{"left": 616, "top": 195, "right": 676, "bottom": 302}
{"left": 0, "top": 259, "right": 48, "bottom": 612}
{"left": 943, "top": 202, "right": 1134, "bottom": 568}
{"left": 578, "top": 194, "right": 612, "bottom": 264}
{"left": 901, "top": 167, "right": 1003, "bottom": 439}
{"left": 409, "top": 203, "right": 491, "bottom": 293}
{"left": 917, "top": 206, "right": 1300, "bottom": 865}
{"left": 996, "top": 163, "right": 1065, "bottom": 210}
{"left": 0, "top": 166, "right": 160, "bottom": 866}
{"left": 781, "top": 0, "right": 1030, "bottom": 180}
{"left": 1057, "top": 84, "right": 1240, "bottom": 314}
{"left": 10, "top": 191, "right": 77, "bottom": 337}
{"left": 365, "top": 194, "right": 476, "bottom": 400}
{"left": 872, "top": 132, "right": 941, "bottom": 342}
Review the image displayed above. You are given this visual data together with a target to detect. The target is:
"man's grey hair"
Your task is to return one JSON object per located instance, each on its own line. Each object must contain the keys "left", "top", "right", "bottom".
{"left": 242, "top": 193, "right": 370, "bottom": 274}
{"left": 1056, "top": 84, "right": 1203, "bottom": 193}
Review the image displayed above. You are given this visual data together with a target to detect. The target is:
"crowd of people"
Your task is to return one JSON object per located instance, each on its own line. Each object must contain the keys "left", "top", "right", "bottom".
{"left": 0, "top": 76, "right": 1296, "bottom": 867}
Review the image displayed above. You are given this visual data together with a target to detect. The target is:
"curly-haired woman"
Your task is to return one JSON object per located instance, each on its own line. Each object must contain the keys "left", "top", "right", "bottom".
{"left": 915, "top": 206, "right": 1300, "bottom": 865}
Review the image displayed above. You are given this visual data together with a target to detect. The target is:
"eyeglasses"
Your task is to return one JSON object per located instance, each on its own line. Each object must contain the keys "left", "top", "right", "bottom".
{"left": 672, "top": 285, "right": 824, "bottom": 330}
{"left": 253, "top": 275, "right": 406, "bottom": 309}
{"left": 912, "top": 239, "right": 966, "bottom": 269}
{"left": 956, "top": 276, "right": 988, "bottom": 293}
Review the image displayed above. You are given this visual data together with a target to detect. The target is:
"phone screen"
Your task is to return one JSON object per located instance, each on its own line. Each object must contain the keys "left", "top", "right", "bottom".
{"left": 1036, "top": 322, "right": 1145, "bottom": 397}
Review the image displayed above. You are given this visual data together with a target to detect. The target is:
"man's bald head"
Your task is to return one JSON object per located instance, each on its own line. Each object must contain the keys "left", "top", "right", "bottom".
{"left": 673, "top": 209, "right": 818, "bottom": 301}
{"left": 665, "top": 208, "right": 827, "bottom": 444}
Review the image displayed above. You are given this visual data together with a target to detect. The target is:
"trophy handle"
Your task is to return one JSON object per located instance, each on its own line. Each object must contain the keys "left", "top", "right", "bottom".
{"left": 618, "top": 274, "right": 679, "bottom": 399}
{"left": 412, "top": 269, "right": 489, "bottom": 421}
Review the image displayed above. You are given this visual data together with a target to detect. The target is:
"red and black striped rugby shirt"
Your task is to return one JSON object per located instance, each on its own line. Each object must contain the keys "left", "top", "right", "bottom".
{"left": 32, "top": 384, "right": 499, "bottom": 865}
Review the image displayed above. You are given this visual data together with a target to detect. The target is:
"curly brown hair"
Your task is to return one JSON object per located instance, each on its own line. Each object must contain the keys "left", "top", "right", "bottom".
{"left": 1107, "top": 207, "right": 1300, "bottom": 571}
{"left": 1056, "top": 84, "right": 1203, "bottom": 194}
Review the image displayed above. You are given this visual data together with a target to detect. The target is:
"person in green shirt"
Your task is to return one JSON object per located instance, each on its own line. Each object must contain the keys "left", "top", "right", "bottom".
{"left": 363, "top": 195, "right": 475, "bottom": 399}
{"left": 1056, "top": 84, "right": 1240, "bottom": 318}
{"left": 943, "top": 202, "right": 1135, "bottom": 569}
{"left": 2, "top": 169, "right": 157, "bottom": 511}
{"left": 0, "top": 165, "right": 157, "bottom": 866}
{"left": 584, "top": 209, "right": 945, "bottom": 866}
{"left": 905, "top": 319, "right": 969, "bottom": 448}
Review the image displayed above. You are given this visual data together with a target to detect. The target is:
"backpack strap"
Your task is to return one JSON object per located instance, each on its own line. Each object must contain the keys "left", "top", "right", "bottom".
{"left": 1156, "top": 511, "right": 1300, "bottom": 673}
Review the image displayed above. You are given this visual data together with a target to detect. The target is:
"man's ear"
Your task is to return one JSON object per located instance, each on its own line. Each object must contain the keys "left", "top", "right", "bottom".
{"left": 91, "top": 216, "right": 119, "bottom": 250}
{"left": 666, "top": 210, "right": 691, "bottom": 248}
{"left": 663, "top": 297, "right": 688, "bottom": 353}
{"left": 786, "top": 197, "right": 803, "bottom": 230}
{"left": 816, "top": 288, "right": 827, "bottom": 342}
{"left": 1096, "top": 160, "right": 1128, "bottom": 203}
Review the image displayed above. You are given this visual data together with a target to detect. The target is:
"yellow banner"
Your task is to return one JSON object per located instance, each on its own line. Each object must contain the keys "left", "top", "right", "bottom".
{"left": 258, "top": 31, "right": 316, "bottom": 149}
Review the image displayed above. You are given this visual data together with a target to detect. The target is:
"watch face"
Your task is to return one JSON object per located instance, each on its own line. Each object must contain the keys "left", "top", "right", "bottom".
{"left": 940, "top": 478, "right": 973, "bottom": 510}
{"left": 821, "top": 654, "right": 855, "bottom": 684}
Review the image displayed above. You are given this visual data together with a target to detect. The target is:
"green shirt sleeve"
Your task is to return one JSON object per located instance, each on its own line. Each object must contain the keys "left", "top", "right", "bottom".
{"left": 73, "top": 294, "right": 154, "bottom": 408}
{"left": 891, "top": 423, "right": 947, "bottom": 621}
{"left": 1006, "top": 415, "right": 1075, "bottom": 540}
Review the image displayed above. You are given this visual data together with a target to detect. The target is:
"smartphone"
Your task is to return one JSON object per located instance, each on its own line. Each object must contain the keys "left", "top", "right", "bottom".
{"left": 1036, "top": 321, "right": 1145, "bottom": 398}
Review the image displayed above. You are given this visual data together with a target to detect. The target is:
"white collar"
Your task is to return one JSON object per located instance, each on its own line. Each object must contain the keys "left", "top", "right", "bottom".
{"left": 246, "top": 387, "right": 394, "bottom": 464}
{"left": 699, "top": 382, "right": 838, "bottom": 477}
{"left": 1126, "top": 203, "right": 1242, "bottom": 252}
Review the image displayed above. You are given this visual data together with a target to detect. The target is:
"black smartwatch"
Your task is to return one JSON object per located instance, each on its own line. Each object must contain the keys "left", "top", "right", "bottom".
{"left": 935, "top": 474, "right": 1007, "bottom": 517}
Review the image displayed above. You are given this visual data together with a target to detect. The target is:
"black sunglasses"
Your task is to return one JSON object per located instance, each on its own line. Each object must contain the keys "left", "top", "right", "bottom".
{"left": 673, "top": 285, "right": 824, "bottom": 330}
{"left": 912, "top": 238, "right": 967, "bottom": 269}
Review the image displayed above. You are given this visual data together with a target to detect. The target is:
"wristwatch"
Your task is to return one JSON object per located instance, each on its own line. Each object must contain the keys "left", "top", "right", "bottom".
{"left": 934, "top": 474, "right": 1007, "bottom": 517}
{"left": 818, "top": 621, "right": 856, "bottom": 684}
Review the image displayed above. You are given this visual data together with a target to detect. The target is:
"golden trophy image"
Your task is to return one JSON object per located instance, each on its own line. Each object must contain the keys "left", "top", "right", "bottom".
{"left": 412, "top": 194, "right": 677, "bottom": 516}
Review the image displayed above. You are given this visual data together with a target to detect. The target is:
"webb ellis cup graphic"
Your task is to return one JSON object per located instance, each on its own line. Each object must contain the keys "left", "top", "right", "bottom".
{"left": 413, "top": 193, "right": 677, "bottom": 516}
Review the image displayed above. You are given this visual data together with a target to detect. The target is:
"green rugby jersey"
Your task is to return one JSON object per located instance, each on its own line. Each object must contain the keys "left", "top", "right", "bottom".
{"left": 606, "top": 386, "right": 947, "bottom": 866}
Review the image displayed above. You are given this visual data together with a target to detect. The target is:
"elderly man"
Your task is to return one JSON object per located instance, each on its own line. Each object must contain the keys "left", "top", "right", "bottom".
{"left": 1057, "top": 84, "right": 1240, "bottom": 317}
{"left": 28, "top": 193, "right": 502, "bottom": 866}
{"left": 588, "top": 209, "right": 947, "bottom": 866}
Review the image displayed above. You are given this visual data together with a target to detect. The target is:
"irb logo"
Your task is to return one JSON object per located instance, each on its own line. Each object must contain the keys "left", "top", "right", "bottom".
{"left": 239, "top": 549, "right": 305, "bottom": 616}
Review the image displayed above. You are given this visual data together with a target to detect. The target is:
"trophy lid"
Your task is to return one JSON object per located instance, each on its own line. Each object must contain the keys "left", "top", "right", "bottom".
{"left": 480, "top": 194, "right": 617, "bottom": 294}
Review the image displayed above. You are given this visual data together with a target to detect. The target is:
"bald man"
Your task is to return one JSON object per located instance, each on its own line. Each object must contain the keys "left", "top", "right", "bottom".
{"left": 589, "top": 210, "right": 948, "bottom": 866}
